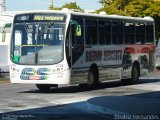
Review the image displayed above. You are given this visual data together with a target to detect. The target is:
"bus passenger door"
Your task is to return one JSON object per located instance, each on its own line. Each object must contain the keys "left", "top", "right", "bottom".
{"left": 69, "top": 19, "right": 85, "bottom": 84}
{"left": 70, "top": 20, "right": 84, "bottom": 67}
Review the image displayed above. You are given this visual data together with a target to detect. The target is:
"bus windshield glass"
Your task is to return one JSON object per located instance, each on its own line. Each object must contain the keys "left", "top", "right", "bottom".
{"left": 11, "top": 13, "right": 66, "bottom": 65}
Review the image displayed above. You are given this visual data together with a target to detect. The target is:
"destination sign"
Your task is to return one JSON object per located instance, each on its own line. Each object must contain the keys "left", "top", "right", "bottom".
{"left": 15, "top": 13, "right": 66, "bottom": 23}
{"left": 34, "top": 15, "right": 64, "bottom": 21}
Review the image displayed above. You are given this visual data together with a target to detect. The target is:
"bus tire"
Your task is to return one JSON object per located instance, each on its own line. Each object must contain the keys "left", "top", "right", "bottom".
{"left": 87, "top": 67, "right": 99, "bottom": 87}
{"left": 121, "top": 63, "right": 139, "bottom": 85}
{"left": 130, "top": 63, "right": 139, "bottom": 84}
{"left": 36, "top": 84, "right": 51, "bottom": 91}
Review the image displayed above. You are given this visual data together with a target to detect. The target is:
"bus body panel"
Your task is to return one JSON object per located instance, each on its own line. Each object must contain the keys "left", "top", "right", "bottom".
{"left": 71, "top": 44, "right": 155, "bottom": 82}
{"left": 10, "top": 60, "right": 71, "bottom": 84}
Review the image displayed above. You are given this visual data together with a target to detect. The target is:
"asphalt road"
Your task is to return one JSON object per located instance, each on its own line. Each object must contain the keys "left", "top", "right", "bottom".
{"left": 0, "top": 74, "right": 160, "bottom": 120}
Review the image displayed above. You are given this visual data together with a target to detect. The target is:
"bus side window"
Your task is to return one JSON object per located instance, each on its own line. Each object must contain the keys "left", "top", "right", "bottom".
{"left": 112, "top": 22, "right": 123, "bottom": 45}
{"left": 146, "top": 24, "right": 154, "bottom": 43}
{"left": 85, "top": 20, "right": 97, "bottom": 45}
{"left": 136, "top": 23, "right": 145, "bottom": 44}
{"left": 124, "top": 23, "right": 135, "bottom": 44}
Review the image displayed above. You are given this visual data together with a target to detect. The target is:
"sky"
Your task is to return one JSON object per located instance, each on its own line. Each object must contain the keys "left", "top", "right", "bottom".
{"left": 6, "top": 0, "right": 102, "bottom": 11}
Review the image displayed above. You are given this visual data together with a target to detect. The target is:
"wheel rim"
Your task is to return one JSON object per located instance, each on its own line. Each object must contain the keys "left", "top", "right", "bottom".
{"left": 88, "top": 71, "right": 94, "bottom": 85}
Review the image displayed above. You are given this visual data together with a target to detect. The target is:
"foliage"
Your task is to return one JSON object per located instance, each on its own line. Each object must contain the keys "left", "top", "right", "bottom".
{"left": 124, "top": 0, "right": 160, "bottom": 17}
{"left": 49, "top": 2, "right": 83, "bottom": 12}
{"left": 62, "top": 2, "right": 83, "bottom": 11}
{"left": 98, "top": 0, "right": 160, "bottom": 17}
{"left": 99, "top": 0, "right": 114, "bottom": 6}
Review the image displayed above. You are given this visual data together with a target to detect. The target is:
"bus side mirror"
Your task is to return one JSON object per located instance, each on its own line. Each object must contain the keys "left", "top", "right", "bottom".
{"left": 76, "top": 25, "right": 81, "bottom": 37}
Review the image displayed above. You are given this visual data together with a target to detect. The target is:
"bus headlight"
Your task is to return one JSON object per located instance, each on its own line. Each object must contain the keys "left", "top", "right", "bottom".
{"left": 10, "top": 64, "right": 20, "bottom": 73}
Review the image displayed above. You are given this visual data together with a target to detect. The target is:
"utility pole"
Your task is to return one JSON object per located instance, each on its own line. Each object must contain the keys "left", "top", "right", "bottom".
{"left": 0, "top": 0, "right": 6, "bottom": 11}
{"left": 51, "top": 0, "right": 54, "bottom": 8}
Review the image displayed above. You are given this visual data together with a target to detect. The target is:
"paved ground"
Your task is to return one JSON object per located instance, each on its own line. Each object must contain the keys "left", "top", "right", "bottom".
{"left": 0, "top": 71, "right": 160, "bottom": 120}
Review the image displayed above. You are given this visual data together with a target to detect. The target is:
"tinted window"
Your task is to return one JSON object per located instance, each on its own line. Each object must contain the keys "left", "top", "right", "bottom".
{"left": 136, "top": 23, "right": 145, "bottom": 44}
{"left": 98, "top": 21, "right": 111, "bottom": 45}
{"left": 146, "top": 24, "right": 154, "bottom": 43}
{"left": 112, "top": 22, "right": 123, "bottom": 44}
{"left": 124, "top": 23, "right": 135, "bottom": 44}
{"left": 85, "top": 20, "right": 97, "bottom": 45}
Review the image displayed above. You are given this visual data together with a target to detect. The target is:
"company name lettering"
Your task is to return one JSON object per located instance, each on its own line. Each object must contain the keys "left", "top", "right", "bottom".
{"left": 34, "top": 15, "right": 64, "bottom": 21}
{"left": 104, "top": 50, "right": 122, "bottom": 61}
{"left": 86, "top": 50, "right": 123, "bottom": 62}
{"left": 86, "top": 51, "right": 102, "bottom": 62}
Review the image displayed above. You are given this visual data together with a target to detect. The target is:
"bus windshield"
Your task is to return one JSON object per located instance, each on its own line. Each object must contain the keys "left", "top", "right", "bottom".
{"left": 11, "top": 13, "right": 66, "bottom": 65}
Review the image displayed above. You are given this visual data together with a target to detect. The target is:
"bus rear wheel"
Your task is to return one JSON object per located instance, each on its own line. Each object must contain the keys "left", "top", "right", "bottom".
{"left": 36, "top": 84, "right": 51, "bottom": 91}
{"left": 130, "top": 64, "right": 139, "bottom": 84}
{"left": 121, "top": 63, "right": 139, "bottom": 85}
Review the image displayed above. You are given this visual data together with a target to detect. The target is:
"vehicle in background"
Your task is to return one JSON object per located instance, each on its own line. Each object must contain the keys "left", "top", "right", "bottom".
{"left": 9, "top": 10, "right": 156, "bottom": 91}
{"left": 0, "top": 12, "right": 14, "bottom": 74}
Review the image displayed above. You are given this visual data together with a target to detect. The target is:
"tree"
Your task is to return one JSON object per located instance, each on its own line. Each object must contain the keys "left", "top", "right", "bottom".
{"left": 99, "top": 0, "right": 114, "bottom": 6}
{"left": 62, "top": 2, "right": 83, "bottom": 11}
{"left": 98, "top": 0, "right": 160, "bottom": 17}
{"left": 49, "top": 2, "right": 83, "bottom": 12}
{"left": 97, "top": 0, "right": 132, "bottom": 15}
{"left": 124, "top": 0, "right": 153, "bottom": 17}
{"left": 99, "top": 0, "right": 131, "bottom": 9}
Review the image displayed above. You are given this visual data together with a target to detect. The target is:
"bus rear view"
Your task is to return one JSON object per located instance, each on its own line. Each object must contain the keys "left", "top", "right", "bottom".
{"left": 10, "top": 11, "right": 71, "bottom": 90}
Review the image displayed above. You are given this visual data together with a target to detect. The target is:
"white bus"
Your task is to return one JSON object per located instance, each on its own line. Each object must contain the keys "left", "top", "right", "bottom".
{"left": 9, "top": 10, "right": 155, "bottom": 91}
{"left": 0, "top": 12, "right": 14, "bottom": 74}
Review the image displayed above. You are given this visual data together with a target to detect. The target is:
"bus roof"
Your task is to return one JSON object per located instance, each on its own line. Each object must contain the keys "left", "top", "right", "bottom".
{"left": 13, "top": 9, "right": 154, "bottom": 23}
